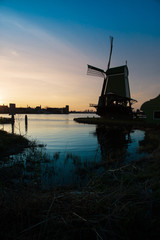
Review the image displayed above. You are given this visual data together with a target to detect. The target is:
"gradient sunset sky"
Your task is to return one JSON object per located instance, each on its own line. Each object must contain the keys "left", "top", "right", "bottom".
{"left": 0, "top": 0, "right": 160, "bottom": 111}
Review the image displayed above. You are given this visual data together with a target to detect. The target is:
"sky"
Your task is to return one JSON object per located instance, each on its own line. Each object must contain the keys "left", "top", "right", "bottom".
{"left": 0, "top": 0, "right": 160, "bottom": 111}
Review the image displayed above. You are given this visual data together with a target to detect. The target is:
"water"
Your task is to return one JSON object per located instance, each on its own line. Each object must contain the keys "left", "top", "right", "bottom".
{"left": 0, "top": 114, "right": 99, "bottom": 157}
{"left": 0, "top": 114, "right": 146, "bottom": 187}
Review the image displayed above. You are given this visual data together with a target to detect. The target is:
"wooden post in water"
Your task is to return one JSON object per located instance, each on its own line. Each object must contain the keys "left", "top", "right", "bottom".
{"left": 25, "top": 115, "right": 28, "bottom": 133}
{"left": 9, "top": 103, "right": 16, "bottom": 133}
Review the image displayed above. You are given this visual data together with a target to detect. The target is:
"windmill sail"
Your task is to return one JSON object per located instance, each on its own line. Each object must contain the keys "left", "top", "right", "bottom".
{"left": 101, "top": 36, "right": 113, "bottom": 96}
{"left": 87, "top": 65, "right": 105, "bottom": 78}
{"left": 107, "top": 36, "right": 113, "bottom": 70}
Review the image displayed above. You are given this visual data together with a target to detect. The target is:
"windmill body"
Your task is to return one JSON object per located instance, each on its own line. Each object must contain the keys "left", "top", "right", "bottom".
{"left": 106, "top": 65, "right": 130, "bottom": 98}
{"left": 87, "top": 38, "right": 136, "bottom": 119}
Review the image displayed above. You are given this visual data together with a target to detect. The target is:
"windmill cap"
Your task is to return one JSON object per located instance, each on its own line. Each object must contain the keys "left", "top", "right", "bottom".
{"left": 106, "top": 65, "right": 128, "bottom": 76}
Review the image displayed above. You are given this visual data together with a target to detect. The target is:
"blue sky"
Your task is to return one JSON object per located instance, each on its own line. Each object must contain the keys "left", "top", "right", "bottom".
{"left": 0, "top": 0, "right": 160, "bottom": 110}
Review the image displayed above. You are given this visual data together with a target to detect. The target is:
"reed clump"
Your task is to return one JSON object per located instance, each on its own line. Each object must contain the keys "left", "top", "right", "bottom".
{"left": 139, "top": 128, "right": 160, "bottom": 154}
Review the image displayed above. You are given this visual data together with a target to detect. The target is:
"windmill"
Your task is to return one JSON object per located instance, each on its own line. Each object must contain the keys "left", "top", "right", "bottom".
{"left": 87, "top": 36, "right": 136, "bottom": 118}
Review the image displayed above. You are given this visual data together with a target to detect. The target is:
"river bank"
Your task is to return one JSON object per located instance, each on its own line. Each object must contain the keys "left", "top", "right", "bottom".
{"left": 0, "top": 116, "right": 12, "bottom": 124}
{"left": 0, "top": 125, "right": 160, "bottom": 239}
{"left": 73, "top": 117, "right": 148, "bottom": 129}
{"left": 0, "top": 129, "right": 30, "bottom": 158}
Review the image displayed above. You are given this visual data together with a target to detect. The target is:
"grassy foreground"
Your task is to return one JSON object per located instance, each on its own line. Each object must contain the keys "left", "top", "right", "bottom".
{"left": 0, "top": 127, "right": 160, "bottom": 239}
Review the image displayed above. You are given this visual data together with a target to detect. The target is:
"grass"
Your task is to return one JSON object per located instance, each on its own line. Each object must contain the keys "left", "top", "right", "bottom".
{"left": 139, "top": 128, "right": 160, "bottom": 154}
{"left": 0, "top": 129, "right": 30, "bottom": 158}
{"left": 0, "top": 126, "right": 160, "bottom": 239}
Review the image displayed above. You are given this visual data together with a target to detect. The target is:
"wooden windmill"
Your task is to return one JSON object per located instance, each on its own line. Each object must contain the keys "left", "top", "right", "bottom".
{"left": 87, "top": 37, "right": 136, "bottom": 118}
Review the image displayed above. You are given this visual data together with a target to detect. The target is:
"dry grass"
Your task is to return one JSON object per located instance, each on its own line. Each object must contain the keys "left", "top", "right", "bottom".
{"left": 0, "top": 160, "right": 160, "bottom": 239}
{"left": 0, "top": 127, "right": 160, "bottom": 240}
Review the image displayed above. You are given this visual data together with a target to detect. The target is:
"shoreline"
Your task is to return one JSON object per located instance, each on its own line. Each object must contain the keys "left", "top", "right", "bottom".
{"left": 0, "top": 129, "right": 30, "bottom": 158}
{"left": 74, "top": 117, "right": 144, "bottom": 129}
{"left": 73, "top": 117, "right": 158, "bottom": 129}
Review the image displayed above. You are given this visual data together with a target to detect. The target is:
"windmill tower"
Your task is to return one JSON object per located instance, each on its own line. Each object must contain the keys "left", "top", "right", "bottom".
{"left": 87, "top": 37, "right": 136, "bottom": 118}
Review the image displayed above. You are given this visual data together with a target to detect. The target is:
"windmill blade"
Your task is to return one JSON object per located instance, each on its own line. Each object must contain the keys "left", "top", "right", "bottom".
{"left": 107, "top": 36, "right": 113, "bottom": 70}
{"left": 87, "top": 64, "right": 106, "bottom": 78}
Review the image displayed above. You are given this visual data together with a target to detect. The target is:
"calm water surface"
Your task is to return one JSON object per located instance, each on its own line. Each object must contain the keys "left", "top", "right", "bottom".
{"left": 0, "top": 114, "right": 146, "bottom": 187}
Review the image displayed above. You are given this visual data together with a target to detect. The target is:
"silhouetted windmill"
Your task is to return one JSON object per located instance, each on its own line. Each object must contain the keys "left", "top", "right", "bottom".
{"left": 87, "top": 37, "right": 136, "bottom": 118}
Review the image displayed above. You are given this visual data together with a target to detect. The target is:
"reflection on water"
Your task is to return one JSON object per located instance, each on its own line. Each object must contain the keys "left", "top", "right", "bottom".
{"left": 96, "top": 126, "right": 131, "bottom": 166}
{"left": 0, "top": 114, "right": 146, "bottom": 188}
{"left": 96, "top": 126, "right": 146, "bottom": 167}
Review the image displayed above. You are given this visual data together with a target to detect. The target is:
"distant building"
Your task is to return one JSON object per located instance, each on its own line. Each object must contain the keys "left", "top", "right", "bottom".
{"left": 140, "top": 95, "right": 160, "bottom": 124}
{"left": 63, "top": 105, "right": 69, "bottom": 114}
{"left": 9, "top": 103, "right": 16, "bottom": 116}
{"left": 35, "top": 105, "right": 41, "bottom": 111}
{"left": 0, "top": 105, "right": 9, "bottom": 113}
{"left": 0, "top": 104, "right": 69, "bottom": 114}
{"left": 46, "top": 105, "right": 69, "bottom": 114}
{"left": 35, "top": 105, "right": 43, "bottom": 113}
